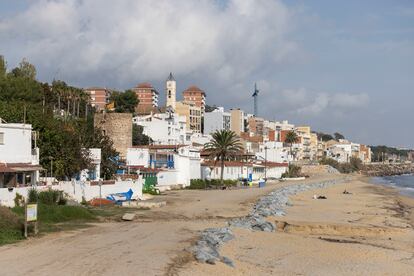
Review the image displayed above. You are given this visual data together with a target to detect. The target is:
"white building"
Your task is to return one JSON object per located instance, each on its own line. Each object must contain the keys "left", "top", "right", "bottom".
{"left": 256, "top": 141, "right": 289, "bottom": 163}
{"left": 0, "top": 120, "right": 42, "bottom": 188}
{"left": 201, "top": 160, "right": 288, "bottom": 181}
{"left": 203, "top": 107, "right": 231, "bottom": 134}
{"left": 133, "top": 112, "right": 188, "bottom": 145}
{"left": 126, "top": 145, "right": 200, "bottom": 189}
{"left": 79, "top": 148, "right": 101, "bottom": 181}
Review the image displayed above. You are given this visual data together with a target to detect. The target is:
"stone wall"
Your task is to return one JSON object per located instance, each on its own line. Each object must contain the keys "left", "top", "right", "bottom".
{"left": 94, "top": 113, "right": 132, "bottom": 159}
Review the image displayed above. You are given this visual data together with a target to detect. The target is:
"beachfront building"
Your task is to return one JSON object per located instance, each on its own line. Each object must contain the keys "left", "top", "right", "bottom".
{"left": 200, "top": 160, "right": 288, "bottom": 181}
{"left": 203, "top": 107, "right": 231, "bottom": 134}
{"left": 126, "top": 145, "right": 200, "bottom": 189}
{"left": 132, "top": 112, "right": 188, "bottom": 145}
{"left": 133, "top": 82, "right": 159, "bottom": 115}
{"left": 175, "top": 101, "right": 202, "bottom": 133}
{"left": 0, "top": 120, "right": 42, "bottom": 188}
{"left": 85, "top": 87, "right": 111, "bottom": 111}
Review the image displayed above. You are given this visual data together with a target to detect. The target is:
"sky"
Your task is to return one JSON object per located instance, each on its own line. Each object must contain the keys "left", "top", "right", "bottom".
{"left": 0, "top": 0, "right": 413, "bottom": 148}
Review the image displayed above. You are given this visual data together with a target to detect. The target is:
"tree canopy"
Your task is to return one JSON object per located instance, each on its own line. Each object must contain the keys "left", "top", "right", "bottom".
{"left": 110, "top": 90, "right": 138, "bottom": 113}
{"left": 0, "top": 56, "right": 118, "bottom": 180}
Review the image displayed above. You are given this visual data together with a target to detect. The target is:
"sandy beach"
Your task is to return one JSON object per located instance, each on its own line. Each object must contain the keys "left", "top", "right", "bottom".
{"left": 180, "top": 176, "right": 414, "bottom": 275}
{"left": 1, "top": 174, "right": 413, "bottom": 275}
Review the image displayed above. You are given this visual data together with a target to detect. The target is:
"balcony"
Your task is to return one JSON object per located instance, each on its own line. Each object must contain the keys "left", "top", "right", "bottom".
{"left": 148, "top": 160, "right": 174, "bottom": 169}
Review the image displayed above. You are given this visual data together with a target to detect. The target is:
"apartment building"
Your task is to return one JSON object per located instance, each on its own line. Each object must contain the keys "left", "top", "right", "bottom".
{"left": 182, "top": 85, "right": 206, "bottom": 114}
{"left": 133, "top": 82, "right": 159, "bottom": 115}
{"left": 203, "top": 107, "right": 231, "bottom": 134}
{"left": 85, "top": 87, "right": 110, "bottom": 111}
{"left": 175, "top": 101, "right": 202, "bottom": 133}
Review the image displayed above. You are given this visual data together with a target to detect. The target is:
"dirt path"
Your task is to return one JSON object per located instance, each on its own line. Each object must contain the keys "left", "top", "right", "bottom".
{"left": 0, "top": 176, "right": 339, "bottom": 276}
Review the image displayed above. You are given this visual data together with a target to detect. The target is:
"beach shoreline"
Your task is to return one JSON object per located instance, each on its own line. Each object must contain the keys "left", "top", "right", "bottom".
{"left": 179, "top": 174, "right": 414, "bottom": 275}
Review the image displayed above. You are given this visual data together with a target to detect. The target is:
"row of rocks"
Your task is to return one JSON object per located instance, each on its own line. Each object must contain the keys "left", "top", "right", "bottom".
{"left": 228, "top": 178, "right": 348, "bottom": 232}
{"left": 192, "top": 227, "right": 235, "bottom": 266}
{"left": 193, "top": 177, "right": 348, "bottom": 266}
{"left": 362, "top": 164, "right": 414, "bottom": 177}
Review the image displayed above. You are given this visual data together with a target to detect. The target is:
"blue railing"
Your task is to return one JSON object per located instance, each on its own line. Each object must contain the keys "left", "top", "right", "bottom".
{"left": 149, "top": 160, "right": 175, "bottom": 169}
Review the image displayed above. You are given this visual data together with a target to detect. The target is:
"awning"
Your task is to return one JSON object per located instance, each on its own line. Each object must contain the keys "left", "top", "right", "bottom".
{"left": 0, "top": 163, "right": 44, "bottom": 173}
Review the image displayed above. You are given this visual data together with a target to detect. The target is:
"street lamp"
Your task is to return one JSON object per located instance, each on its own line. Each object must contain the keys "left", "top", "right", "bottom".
{"left": 264, "top": 146, "right": 268, "bottom": 181}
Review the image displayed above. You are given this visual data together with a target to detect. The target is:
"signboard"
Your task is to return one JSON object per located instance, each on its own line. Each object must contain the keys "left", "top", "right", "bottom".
{"left": 26, "top": 204, "right": 38, "bottom": 222}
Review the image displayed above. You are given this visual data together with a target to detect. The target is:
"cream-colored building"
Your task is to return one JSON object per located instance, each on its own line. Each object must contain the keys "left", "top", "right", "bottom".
{"left": 175, "top": 101, "right": 202, "bottom": 133}
{"left": 230, "top": 108, "right": 244, "bottom": 135}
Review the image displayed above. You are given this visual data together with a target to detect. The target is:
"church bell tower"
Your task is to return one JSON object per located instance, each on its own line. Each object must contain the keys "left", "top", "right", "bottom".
{"left": 166, "top": 72, "right": 176, "bottom": 110}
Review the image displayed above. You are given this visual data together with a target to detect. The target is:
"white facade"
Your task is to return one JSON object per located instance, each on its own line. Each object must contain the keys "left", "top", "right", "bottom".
{"left": 326, "top": 143, "right": 352, "bottom": 163}
{"left": 0, "top": 121, "right": 41, "bottom": 188}
{"left": 80, "top": 148, "right": 101, "bottom": 181}
{"left": 133, "top": 113, "right": 187, "bottom": 145}
{"left": 203, "top": 107, "right": 231, "bottom": 134}
{"left": 0, "top": 179, "right": 143, "bottom": 207}
{"left": 256, "top": 141, "right": 289, "bottom": 163}
{"left": 0, "top": 122, "right": 37, "bottom": 164}
{"left": 126, "top": 145, "right": 201, "bottom": 188}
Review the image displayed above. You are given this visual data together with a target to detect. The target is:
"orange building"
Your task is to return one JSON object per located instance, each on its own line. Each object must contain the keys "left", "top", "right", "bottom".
{"left": 133, "top": 82, "right": 159, "bottom": 114}
{"left": 85, "top": 87, "right": 110, "bottom": 111}
{"left": 182, "top": 85, "right": 206, "bottom": 114}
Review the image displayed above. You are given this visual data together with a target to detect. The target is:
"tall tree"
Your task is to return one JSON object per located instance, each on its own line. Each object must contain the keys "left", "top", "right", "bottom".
{"left": 0, "top": 55, "right": 6, "bottom": 78}
{"left": 204, "top": 130, "right": 243, "bottom": 185}
{"left": 334, "top": 132, "right": 345, "bottom": 141}
{"left": 10, "top": 58, "right": 37, "bottom": 80}
{"left": 132, "top": 124, "right": 152, "bottom": 146}
{"left": 285, "top": 131, "right": 299, "bottom": 161}
{"left": 110, "top": 90, "right": 138, "bottom": 113}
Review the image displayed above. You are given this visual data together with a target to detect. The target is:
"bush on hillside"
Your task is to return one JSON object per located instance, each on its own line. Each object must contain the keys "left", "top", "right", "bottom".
{"left": 320, "top": 157, "right": 363, "bottom": 174}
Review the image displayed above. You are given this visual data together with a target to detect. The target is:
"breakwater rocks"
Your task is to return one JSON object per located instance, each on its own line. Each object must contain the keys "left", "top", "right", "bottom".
{"left": 362, "top": 164, "right": 414, "bottom": 177}
{"left": 193, "top": 177, "right": 348, "bottom": 267}
{"left": 193, "top": 228, "right": 235, "bottom": 266}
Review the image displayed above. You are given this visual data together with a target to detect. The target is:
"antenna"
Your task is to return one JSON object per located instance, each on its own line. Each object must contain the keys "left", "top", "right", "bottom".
{"left": 252, "top": 83, "right": 259, "bottom": 116}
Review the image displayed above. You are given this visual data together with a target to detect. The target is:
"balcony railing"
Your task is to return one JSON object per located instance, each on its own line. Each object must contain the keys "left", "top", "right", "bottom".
{"left": 149, "top": 160, "right": 174, "bottom": 169}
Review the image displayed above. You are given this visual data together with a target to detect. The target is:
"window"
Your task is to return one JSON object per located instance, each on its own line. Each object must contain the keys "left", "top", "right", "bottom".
{"left": 0, "top": 132, "right": 3, "bottom": 144}
{"left": 168, "top": 90, "right": 171, "bottom": 98}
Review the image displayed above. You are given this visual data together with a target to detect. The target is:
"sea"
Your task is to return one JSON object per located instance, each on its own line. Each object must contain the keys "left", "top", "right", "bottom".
{"left": 371, "top": 174, "right": 414, "bottom": 198}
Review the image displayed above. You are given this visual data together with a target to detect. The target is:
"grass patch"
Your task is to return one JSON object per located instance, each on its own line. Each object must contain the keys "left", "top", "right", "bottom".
{"left": 0, "top": 206, "right": 24, "bottom": 245}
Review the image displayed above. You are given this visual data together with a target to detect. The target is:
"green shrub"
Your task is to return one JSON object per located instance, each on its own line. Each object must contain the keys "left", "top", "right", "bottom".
{"left": 189, "top": 179, "right": 238, "bottom": 189}
{"left": 37, "top": 189, "right": 67, "bottom": 205}
{"left": 282, "top": 164, "right": 302, "bottom": 178}
{"left": 320, "top": 156, "right": 363, "bottom": 174}
{"left": 14, "top": 193, "right": 25, "bottom": 207}
{"left": 27, "top": 188, "right": 38, "bottom": 203}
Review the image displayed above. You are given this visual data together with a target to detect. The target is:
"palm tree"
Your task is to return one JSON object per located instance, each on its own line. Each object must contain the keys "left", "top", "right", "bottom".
{"left": 285, "top": 130, "right": 299, "bottom": 161}
{"left": 203, "top": 130, "right": 243, "bottom": 185}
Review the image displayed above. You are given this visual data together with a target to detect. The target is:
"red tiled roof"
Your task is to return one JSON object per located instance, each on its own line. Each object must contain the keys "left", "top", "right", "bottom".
{"left": 131, "top": 145, "right": 187, "bottom": 150}
{"left": 183, "top": 85, "right": 206, "bottom": 95}
{"left": 136, "top": 82, "right": 153, "bottom": 89}
{"left": 201, "top": 160, "right": 288, "bottom": 168}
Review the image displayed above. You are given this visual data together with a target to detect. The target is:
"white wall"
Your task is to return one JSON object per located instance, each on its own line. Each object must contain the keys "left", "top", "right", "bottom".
{"left": 0, "top": 123, "right": 34, "bottom": 163}
{"left": 127, "top": 148, "right": 150, "bottom": 167}
{"left": 0, "top": 179, "right": 143, "bottom": 207}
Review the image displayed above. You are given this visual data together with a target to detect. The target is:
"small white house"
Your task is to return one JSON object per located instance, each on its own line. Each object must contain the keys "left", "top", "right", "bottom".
{"left": 201, "top": 161, "right": 288, "bottom": 181}
{"left": 126, "top": 145, "right": 201, "bottom": 189}
{"left": 0, "top": 120, "right": 42, "bottom": 188}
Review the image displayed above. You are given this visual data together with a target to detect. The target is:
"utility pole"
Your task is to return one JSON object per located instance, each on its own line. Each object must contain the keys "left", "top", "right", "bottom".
{"left": 264, "top": 146, "right": 268, "bottom": 180}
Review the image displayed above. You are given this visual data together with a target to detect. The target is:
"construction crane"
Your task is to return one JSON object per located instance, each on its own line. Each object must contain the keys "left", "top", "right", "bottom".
{"left": 252, "top": 83, "right": 259, "bottom": 117}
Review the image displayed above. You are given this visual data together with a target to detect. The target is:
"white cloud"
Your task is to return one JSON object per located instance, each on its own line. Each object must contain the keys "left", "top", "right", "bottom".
{"left": 0, "top": 0, "right": 297, "bottom": 87}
